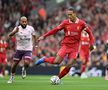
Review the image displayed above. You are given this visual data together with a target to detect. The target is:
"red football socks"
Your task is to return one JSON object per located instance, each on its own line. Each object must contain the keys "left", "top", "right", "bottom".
{"left": 58, "top": 67, "right": 70, "bottom": 79}
{"left": 44, "top": 57, "right": 55, "bottom": 64}
{"left": 81, "top": 64, "right": 86, "bottom": 73}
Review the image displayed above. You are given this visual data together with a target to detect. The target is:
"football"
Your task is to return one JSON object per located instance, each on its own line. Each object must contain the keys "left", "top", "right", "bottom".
{"left": 50, "top": 75, "right": 60, "bottom": 85}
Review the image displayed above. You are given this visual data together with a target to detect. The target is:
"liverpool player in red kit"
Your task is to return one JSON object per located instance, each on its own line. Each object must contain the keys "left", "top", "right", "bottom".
{"left": 0, "top": 36, "right": 8, "bottom": 78}
{"left": 79, "top": 27, "right": 96, "bottom": 78}
{"left": 79, "top": 30, "right": 91, "bottom": 78}
{"left": 35, "top": 7, "right": 95, "bottom": 81}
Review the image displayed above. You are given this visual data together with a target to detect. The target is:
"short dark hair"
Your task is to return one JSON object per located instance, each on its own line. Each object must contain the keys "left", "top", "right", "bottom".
{"left": 67, "top": 7, "right": 76, "bottom": 12}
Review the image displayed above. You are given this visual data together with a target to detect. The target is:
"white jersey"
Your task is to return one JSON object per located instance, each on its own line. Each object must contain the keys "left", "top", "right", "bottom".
{"left": 14, "top": 25, "right": 36, "bottom": 51}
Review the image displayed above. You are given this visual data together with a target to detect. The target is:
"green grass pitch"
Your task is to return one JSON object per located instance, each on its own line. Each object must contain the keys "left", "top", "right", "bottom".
{"left": 0, "top": 75, "right": 108, "bottom": 90}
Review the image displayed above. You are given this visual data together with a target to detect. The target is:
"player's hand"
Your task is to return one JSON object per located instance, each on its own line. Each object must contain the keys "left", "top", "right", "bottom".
{"left": 34, "top": 42, "right": 39, "bottom": 48}
{"left": 37, "top": 36, "right": 45, "bottom": 42}
{"left": 89, "top": 45, "right": 96, "bottom": 51}
{"left": 33, "top": 42, "right": 38, "bottom": 48}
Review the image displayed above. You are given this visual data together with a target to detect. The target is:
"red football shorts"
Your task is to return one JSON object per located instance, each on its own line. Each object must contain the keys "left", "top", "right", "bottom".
{"left": 80, "top": 47, "right": 90, "bottom": 62}
{"left": 0, "top": 53, "right": 7, "bottom": 64}
{"left": 57, "top": 45, "right": 79, "bottom": 60}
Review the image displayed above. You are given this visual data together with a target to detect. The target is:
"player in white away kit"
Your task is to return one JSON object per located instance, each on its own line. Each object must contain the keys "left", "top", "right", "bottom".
{"left": 7, "top": 16, "right": 37, "bottom": 83}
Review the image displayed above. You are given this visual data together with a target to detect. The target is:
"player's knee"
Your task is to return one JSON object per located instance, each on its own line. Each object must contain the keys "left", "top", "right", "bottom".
{"left": 11, "top": 61, "right": 19, "bottom": 69}
{"left": 82, "top": 60, "right": 87, "bottom": 65}
{"left": 67, "top": 59, "right": 76, "bottom": 68}
{"left": 66, "top": 63, "right": 73, "bottom": 68}
{"left": 24, "top": 59, "right": 30, "bottom": 65}
{"left": 66, "top": 64, "right": 72, "bottom": 68}
{"left": 53, "top": 58, "right": 62, "bottom": 64}
{"left": 13, "top": 61, "right": 19, "bottom": 66}
{"left": 82, "top": 62, "right": 86, "bottom": 65}
{"left": 54, "top": 61, "right": 61, "bottom": 64}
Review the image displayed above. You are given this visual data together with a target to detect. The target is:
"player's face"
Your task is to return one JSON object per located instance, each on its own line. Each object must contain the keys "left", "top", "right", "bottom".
{"left": 66, "top": 10, "right": 76, "bottom": 22}
{"left": 20, "top": 18, "right": 27, "bottom": 29}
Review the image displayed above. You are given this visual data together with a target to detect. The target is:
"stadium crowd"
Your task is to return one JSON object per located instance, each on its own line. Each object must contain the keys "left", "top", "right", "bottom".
{"left": 0, "top": 0, "right": 108, "bottom": 69}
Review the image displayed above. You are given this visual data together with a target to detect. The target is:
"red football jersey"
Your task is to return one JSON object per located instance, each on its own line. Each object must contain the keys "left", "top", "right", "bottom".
{"left": 79, "top": 32, "right": 90, "bottom": 61}
{"left": 43, "top": 19, "right": 94, "bottom": 48}
{"left": 80, "top": 32, "right": 90, "bottom": 49}
{"left": 0, "top": 40, "right": 8, "bottom": 54}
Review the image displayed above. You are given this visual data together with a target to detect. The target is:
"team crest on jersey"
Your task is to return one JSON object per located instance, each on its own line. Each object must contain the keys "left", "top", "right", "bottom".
{"left": 77, "top": 26, "right": 80, "bottom": 30}
{"left": 65, "top": 25, "right": 70, "bottom": 29}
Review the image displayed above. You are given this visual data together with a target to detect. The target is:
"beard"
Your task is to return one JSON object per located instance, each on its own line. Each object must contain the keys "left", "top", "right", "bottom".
{"left": 21, "top": 24, "right": 27, "bottom": 29}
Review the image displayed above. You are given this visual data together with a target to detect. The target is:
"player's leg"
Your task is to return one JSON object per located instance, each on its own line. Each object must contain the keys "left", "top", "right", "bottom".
{"left": 1, "top": 64, "right": 5, "bottom": 76}
{"left": 35, "top": 55, "right": 63, "bottom": 65}
{"left": 22, "top": 51, "right": 32, "bottom": 79}
{"left": 0, "top": 57, "right": 3, "bottom": 77}
{"left": 80, "top": 51, "right": 89, "bottom": 78}
{"left": 22, "top": 60, "right": 30, "bottom": 79}
{"left": 0, "top": 55, "right": 3, "bottom": 76}
{"left": 35, "top": 46, "right": 66, "bottom": 65}
{"left": 1, "top": 55, "right": 7, "bottom": 76}
{"left": 80, "top": 51, "right": 86, "bottom": 73}
{"left": 0, "top": 64, "right": 6, "bottom": 78}
{"left": 58, "top": 52, "right": 77, "bottom": 79}
{"left": 21, "top": 60, "right": 30, "bottom": 79}
{"left": 0, "top": 55, "right": 6, "bottom": 78}
{"left": 81, "top": 58, "right": 87, "bottom": 74}
{"left": 11, "top": 61, "right": 20, "bottom": 75}
{"left": 7, "top": 60, "right": 20, "bottom": 83}
{"left": 0, "top": 64, "right": 4, "bottom": 78}
{"left": 7, "top": 50, "right": 22, "bottom": 83}
{"left": 58, "top": 59, "right": 76, "bottom": 79}
{"left": 80, "top": 60, "right": 88, "bottom": 78}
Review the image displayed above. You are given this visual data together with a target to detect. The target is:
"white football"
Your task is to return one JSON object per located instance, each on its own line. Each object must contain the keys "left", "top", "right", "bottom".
{"left": 50, "top": 76, "right": 60, "bottom": 85}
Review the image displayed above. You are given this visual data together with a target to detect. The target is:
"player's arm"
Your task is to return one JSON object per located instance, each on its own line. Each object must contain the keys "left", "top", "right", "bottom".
{"left": 84, "top": 27, "right": 96, "bottom": 51}
{"left": 84, "top": 27, "right": 95, "bottom": 45}
{"left": 32, "top": 35, "right": 38, "bottom": 47}
{"left": 8, "top": 27, "right": 19, "bottom": 38}
{"left": 82, "top": 22, "right": 95, "bottom": 45}
{"left": 38, "top": 21, "right": 64, "bottom": 41}
{"left": 43, "top": 22, "right": 64, "bottom": 37}
{"left": 82, "top": 23, "right": 95, "bottom": 51}
{"left": 32, "top": 28, "right": 38, "bottom": 47}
